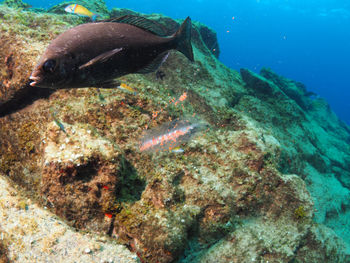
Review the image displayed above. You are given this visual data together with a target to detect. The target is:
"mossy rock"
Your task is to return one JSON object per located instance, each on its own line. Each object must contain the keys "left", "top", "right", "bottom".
{"left": 240, "top": 68, "right": 279, "bottom": 96}
{"left": 260, "top": 68, "right": 310, "bottom": 110}
{"left": 1, "top": 0, "right": 31, "bottom": 9}
{"left": 193, "top": 21, "right": 220, "bottom": 58}
{"left": 109, "top": 7, "right": 139, "bottom": 18}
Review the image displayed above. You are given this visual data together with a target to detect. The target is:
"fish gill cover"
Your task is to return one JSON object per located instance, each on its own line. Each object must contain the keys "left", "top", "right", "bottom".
{"left": 0, "top": 0, "right": 350, "bottom": 263}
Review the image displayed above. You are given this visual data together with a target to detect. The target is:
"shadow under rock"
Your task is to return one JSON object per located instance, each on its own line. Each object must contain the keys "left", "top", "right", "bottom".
{"left": 0, "top": 81, "right": 55, "bottom": 118}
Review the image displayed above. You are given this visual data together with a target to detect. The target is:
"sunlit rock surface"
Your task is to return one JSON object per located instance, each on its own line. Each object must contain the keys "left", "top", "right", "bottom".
{"left": 0, "top": 176, "right": 138, "bottom": 263}
{"left": 0, "top": 1, "right": 349, "bottom": 262}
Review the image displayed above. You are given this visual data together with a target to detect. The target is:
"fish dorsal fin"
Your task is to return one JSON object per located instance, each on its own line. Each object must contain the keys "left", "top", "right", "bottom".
{"left": 136, "top": 51, "right": 169, "bottom": 74}
{"left": 104, "top": 15, "right": 168, "bottom": 37}
{"left": 79, "top": 48, "right": 123, "bottom": 70}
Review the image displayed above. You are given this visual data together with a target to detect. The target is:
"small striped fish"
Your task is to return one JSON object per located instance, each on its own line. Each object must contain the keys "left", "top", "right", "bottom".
{"left": 65, "top": 4, "right": 99, "bottom": 21}
{"left": 139, "top": 118, "right": 207, "bottom": 152}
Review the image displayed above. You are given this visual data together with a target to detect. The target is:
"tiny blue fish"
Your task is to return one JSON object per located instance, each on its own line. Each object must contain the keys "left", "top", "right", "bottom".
{"left": 172, "top": 147, "right": 184, "bottom": 153}
{"left": 50, "top": 109, "right": 67, "bottom": 134}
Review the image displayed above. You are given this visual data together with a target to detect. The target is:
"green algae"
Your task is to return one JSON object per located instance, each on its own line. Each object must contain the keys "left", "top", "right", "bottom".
{"left": 0, "top": 5, "right": 80, "bottom": 41}
{"left": 0, "top": 120, "right": 40, "bottom": 173}
{"left": 116, "top": 156, "right": 146, "bottom": 203}
{"left": 17, "top": 122, "right": 40, "bottom": 154}
{"left": 1, "top": 0, "right": 30, "bottom": 9}
{"left": 294, "top": 206, "right": 307, "bottom": 220}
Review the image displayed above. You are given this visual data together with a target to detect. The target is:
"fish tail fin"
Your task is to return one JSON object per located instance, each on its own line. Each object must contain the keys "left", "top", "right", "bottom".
{"left": 91, "top": 13, "right": 99, "bottom": 21}
{"left": 174, "top": 17, "right": 194, "bottom": 62}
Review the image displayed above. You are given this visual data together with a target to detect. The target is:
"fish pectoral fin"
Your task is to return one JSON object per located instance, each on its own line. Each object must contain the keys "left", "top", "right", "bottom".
{"left": 101, "top": 15, "right": 168, "bottom": 37}
{"left": 79, "top": 48, "right": 123, "bottom": 70}
{"left": 96, "top": 79, "right": 121, "bottom": 89}
{"left": 136, "top": 52, "right": 169, "bottom": 74}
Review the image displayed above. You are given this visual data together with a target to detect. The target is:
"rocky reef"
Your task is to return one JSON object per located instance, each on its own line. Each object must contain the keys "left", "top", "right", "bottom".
{"left": 0, "top": 1, "right": 350, "bottom": 262}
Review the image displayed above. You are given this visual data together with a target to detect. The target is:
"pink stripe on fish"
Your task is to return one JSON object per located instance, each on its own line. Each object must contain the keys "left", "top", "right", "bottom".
{"left": 140, "top": 126, "right": 192, "bottom": 152}
{"left": 139, "top": 118, "right": 207, "bottom": 153}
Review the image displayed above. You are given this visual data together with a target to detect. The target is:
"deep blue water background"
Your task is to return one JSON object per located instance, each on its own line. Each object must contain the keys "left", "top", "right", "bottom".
{"left": 28, "top": 0, "right": 350, "bottom": 125}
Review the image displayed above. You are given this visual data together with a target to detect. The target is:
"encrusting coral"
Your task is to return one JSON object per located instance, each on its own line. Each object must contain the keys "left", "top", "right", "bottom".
{"left": 0, "top": 1, "right": 350, "bottom": 262}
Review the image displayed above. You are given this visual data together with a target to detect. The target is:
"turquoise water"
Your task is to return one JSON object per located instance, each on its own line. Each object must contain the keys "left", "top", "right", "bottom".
{"left": 28, "top": 0, "right": 350, "bottom": 125}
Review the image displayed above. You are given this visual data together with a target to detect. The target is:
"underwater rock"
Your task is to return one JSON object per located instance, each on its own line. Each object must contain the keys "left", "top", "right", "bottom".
{"left": 41, "top": 122, "right": 123, "bottom": 231}
{"left": 193, "top": 21, "right": 220, "bottom": 58}
{"left": 260, "top": 67, "right": 310, "bottom": 110}
{"left": 112, "top": 128, "right": 315, "bottom": 262}
{"left": 0, "top": 3, "right": 349, "bottom": 263}
{"left": 240, "top": 68, "right": 280, "bottom": 96}
{"left": 0, "top": 176, "right": 138, "bottom": 263}
{"left": 1, "top": 0, "right": 30, "bottom": 9}
{"left": 0, "top": 29, "right": 39, "bottom": 105}
{"left": 293, "top": 224, "right": 350, "bottom": 262}
{"left": 238, "top": 67, "right": 350, "bottom": 255}
{"left": 109, "top": 7, "right": 139, "bottom": 18}
{"left": 192, "top": 218, "right": 350, "bottom": 263}
{"left": 0, "top": 241, "right": 9, "bottom": 263}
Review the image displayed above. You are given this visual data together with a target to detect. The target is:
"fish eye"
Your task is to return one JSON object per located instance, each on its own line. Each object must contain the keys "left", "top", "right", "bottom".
{"left": 43, "top": 59, "right": 56, "bottom": 73}
{"left": 69, "top": 53, "right": 76, "bottom": 59}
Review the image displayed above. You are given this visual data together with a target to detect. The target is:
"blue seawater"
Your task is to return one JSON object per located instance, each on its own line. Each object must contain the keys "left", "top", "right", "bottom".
{"left": 28, "top": 0, "right": 350, "bottom": 125}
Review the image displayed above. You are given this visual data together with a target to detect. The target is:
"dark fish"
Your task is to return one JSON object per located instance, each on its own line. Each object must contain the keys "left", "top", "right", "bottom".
{"left": 29, "top": 15, "right": 194, "bottom": 89}
{"left": 156, "top": 70, "right": 166, "bottom": 80}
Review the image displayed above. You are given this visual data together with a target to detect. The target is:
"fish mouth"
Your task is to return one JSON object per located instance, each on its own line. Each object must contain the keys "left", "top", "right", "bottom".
{"left": 29, "top": 75, "right": 40, "bottom": 86}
